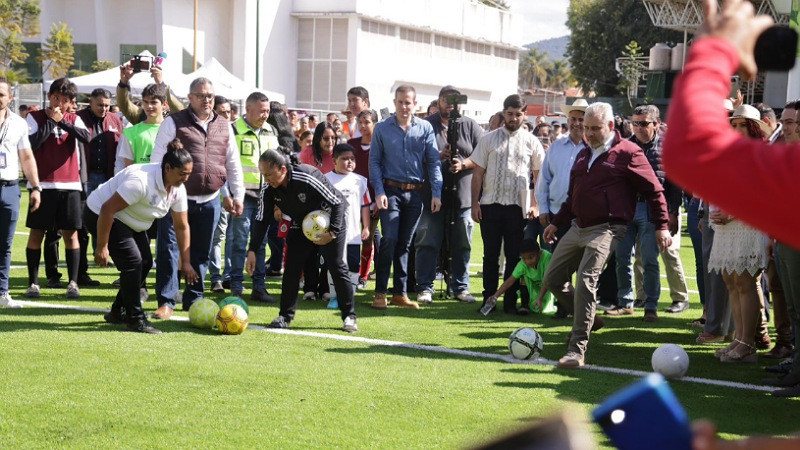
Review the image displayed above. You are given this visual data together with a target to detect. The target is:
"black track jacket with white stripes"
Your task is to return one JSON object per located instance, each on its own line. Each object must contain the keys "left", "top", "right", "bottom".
{"left": 249, "top": 163, "right": 346, "bottom": 251}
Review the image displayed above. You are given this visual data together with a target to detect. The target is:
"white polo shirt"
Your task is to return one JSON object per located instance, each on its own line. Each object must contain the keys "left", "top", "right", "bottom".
{"left": 87, "top": 163, "right": 188, "bottom": 232}
{"left": 0, "top": 111, "right": 31, "bottom": 181}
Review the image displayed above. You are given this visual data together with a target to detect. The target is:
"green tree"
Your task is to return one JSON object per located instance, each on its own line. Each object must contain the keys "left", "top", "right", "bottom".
{"left": 519, "top": 47, "right": 551, "bottom": 89}
{"left": 618, "top": 41, "right": 645, "bottom": 108}
{"left": 566, "top": 0, "right": 682, "bottom": 97}
{"left": 91, "top": 59, "right": 116, "bottom": 72}
{"left": 0, "top": 0, "right": 41, "bottom": 74}
{"left": 38, "top": 21, "right": 74, "bottom": 79}
{"left": 545, "top": 59, "right": 575, "bottom": 92}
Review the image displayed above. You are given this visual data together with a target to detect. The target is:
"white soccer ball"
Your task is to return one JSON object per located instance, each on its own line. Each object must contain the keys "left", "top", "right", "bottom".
{"left": 302, "top": 210, "right": 331, "bottom": 242}
{"left": 508, "top": 327, "right": 543, "bottom": 360}
{"left": 651, "top": 344, "right": 689, "bottom": 379}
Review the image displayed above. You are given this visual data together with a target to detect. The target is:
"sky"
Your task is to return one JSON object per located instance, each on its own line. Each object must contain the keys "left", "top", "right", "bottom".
{"left": 507, "top": 0, "right": 570, "bottom": 44}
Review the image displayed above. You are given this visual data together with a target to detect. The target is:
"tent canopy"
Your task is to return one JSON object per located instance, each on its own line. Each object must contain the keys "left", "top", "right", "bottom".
{"left": 44, "top": 52, "right": 285, "bottom": 103}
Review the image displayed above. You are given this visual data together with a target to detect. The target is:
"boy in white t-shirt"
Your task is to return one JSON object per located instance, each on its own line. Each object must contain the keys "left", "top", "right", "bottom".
{"left": 324, "top": 144, "right": 370, "bottom": 309}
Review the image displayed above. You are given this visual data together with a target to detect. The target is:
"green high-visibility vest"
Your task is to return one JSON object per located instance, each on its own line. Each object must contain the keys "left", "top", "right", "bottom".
{"left": 122, "top": 122, "right": 161, "bottom": 163}
{"left": 232, "top": 118, "right": 279, "bottom": 191}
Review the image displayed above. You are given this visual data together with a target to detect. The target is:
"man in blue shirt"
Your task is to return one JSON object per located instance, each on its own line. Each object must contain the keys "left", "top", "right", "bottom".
{"left": 369, "top": 85, "right": 443, "bottom": 310}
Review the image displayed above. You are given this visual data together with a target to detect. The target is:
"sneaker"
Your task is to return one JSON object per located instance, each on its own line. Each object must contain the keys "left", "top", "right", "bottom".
{"left": 643, "top": 310, "right": 658, "bottom": 322}
{"left": 371, "top": 293, "right": 388, "bottom": 310}
{"left": 66, "top": 281, "right": 80, "bottom": 299}
{"left": 0, "top": 292, "right": 22, "bottom": 309}
{"left": 222, "top": 280, "right": 231, "bottom": 289}
{"left": 517, "top": 307, "right": 531, "bottom": 316}
{"left": 111, "top": 278, "right": 121, "bottom": 287}
{"left": 152, "top": 305, "right": 173, "bottom": 320}
{"left": 417, "top": 291, "right": 433, "bottom": 304}
{"left": 761, "top": 370, "right": 800, "bottom": 387}
{"left": 268, "top": 316, "right": 290, "bottom": 329}
{"left": 139, "top": 288, "right": 149, "bottom": 304}
{"left": 303, "top": 292, "right": 317, "bottom": 301}
{"left": 77, "top": 275, "right": 100, "bottom": 287}
{"left": 390, "top": 294, "right": 419, "bottom": 309}
{"left": 265, "top": 269, "right": 283, "bottom": 278}
{"left": 605, "top": 306, "right": 634, "bottom": 316}
{"left": 322, "top": 293, "right": 331, "bottom": 301}
{"left": 327, "top": 297, "right": 339, "bottom": 309}
{"left": 665, "top": 301, "right": 689, "bottom": 313}
{"left": 343, "top": 315, "right": 358, "bottom": 333}
{"left": 765, "top": 358, "right": 794, "bottom": 374}
{"left": 46, "top": 278, "right": 63, "bottom": 288}
{"left": 596, "top": 302, "right": 616, "bottom": 312}
{"left": 126, "top": 319, "right": 162, "bottom": 334}
{"left": 250, "top": 287, "right": 276, "bottom": 304}
{"left": 357, "top": 278, "right": 368, "bottom": 290}
{"left": 25, "top": 284, "right": 40, "bottom": 299}
{"left": 557, "top": 352, "right": 585, "bottom": 369}
{"left": 211, "top": 281, "right": 225, "bottom": 293}
{"left": 633, "top": 299, "right": 645, "bottom": 308}
{"left": 456, "top": 291, "right": 476, "bottom": 303}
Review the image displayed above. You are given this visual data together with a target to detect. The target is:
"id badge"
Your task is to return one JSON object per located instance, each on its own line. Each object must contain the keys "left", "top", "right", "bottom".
{"left": 0, "top": 152, "right": 7, "bottom": 170}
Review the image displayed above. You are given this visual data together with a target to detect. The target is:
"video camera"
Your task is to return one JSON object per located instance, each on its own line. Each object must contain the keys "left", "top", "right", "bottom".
{"left": 445, "top": 94, "right": 468, "bottom": 159}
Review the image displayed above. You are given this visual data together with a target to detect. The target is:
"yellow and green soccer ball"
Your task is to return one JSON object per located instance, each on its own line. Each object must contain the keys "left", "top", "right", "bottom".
{"left": 188, "top": 298, "right": 220, "bottom": 329}
{"left": 218, "top": 296, "right": 250, "bottom": 315}
{"left": 216, "top": 304, "right": 249, "bottom": 335}
{"left": 302, "top": 209, "right": 330, "bottom": 242}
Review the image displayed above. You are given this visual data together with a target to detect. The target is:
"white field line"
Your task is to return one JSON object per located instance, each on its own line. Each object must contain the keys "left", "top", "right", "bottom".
{"left": 8, "top": 299, "right": 775, "bottom": 393}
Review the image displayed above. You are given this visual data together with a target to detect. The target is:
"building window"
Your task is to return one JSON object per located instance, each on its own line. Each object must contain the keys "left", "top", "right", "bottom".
{"left": 361, "top": 19, "right": 396, "bottom": 36}
{"left": 20, "top": 42, "right": 42, "bottom": 82}
{"left": 399, "top": 27, "right": 431, "bottom": 57}
{"left": 71, "top": 43, "right": 97, "bottom": 73}
{"left": 434, "top": 34, "right": 462, "bottom": 60}
{"left": 296, "top": 18, "right": 349, "bottom": 111}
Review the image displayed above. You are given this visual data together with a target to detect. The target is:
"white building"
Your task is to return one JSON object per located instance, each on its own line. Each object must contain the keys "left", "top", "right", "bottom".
{"left": 24, "top": 0, "right": 523, "bottom": 119}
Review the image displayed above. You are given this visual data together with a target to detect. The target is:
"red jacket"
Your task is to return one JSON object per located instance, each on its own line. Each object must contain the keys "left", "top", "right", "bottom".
{"left": 662, "top": 38, "right": 800, "bottom": 249}
{"left": 552, "top": 131, "right": 668, "bottom": 230}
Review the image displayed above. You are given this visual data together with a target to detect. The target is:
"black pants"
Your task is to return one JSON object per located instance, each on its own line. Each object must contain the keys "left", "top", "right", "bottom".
{"left": 282, "top": 227, "right": 355, "bottom": 322}
{"left": 480, "top": 204, "right": 525, "bottom": 313}
{"left": 86, "top": 210, "right": 151, "bottom": 323}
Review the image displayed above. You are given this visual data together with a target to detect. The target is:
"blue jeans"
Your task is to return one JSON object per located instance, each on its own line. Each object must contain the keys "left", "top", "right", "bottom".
{"left": 207, "top": 209, "right": 228, "bottom": 283}
{"left": 375, "top": 186, "right": 423, "bottom": 294}
{"left": 86, "top": 172, "right": 108, "bottom": 194}
{"left": 685, "top": 197, "right": 705, "bottom": 305}
{"left": 615, "top": 201, "right": 661, "bottom": 311}
{"left": 0, "top": 183, "right": 20, "bottom": 293}
{"left": 414, "top": 206, "right": 473, "bottom": 294}
{"left": 226, "top": 195, "right": 266, "bottom": 291}
{"left": 156, "top": 197, "right": 220, "bottom": 309}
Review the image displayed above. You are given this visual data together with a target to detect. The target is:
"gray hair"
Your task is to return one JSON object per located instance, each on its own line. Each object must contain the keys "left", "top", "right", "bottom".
{"left": 189, "top": 77, "right": 213, "bottom": 93}
{"left": 585, "top": 102, "right": 614, "bottom": 124}
{"left": 632, "top": 104, "right": 660, "bottom": 122}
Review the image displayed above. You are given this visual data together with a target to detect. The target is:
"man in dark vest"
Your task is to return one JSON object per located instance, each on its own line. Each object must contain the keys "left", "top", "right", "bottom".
{"left": 75, "top": 88, "right": 122, "bottom": 287}
{"left": 149, "top": 77, "right": 244, "bottom": 319}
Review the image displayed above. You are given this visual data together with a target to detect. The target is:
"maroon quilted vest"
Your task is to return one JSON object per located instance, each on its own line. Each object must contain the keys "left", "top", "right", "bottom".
{"left": 171, "top": 109, "right": 229, "bottom": 196}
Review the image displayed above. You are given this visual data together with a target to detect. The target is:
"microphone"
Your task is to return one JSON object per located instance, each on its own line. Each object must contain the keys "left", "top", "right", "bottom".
{"left": 154, "top": 52, "right": 167, "bottom": 67}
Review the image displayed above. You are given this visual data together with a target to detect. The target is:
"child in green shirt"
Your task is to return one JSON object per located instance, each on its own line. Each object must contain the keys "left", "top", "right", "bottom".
{"left": 488, "top": 239, "right": 556, "bottom": 315}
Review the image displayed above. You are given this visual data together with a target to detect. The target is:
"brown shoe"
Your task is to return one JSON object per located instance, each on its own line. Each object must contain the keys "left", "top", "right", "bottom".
{"left": 605, "top": 306, "right": 634, "bottom": 316}
{"left": 557, "top": 352, "right": 585, "bottom": 369}
{"left": 755, "top": 334, "right": 772, "bottom": 350}
{"left": 592, "top": 315, "right": 605, "bottom": 332}
{"left": 152, "top": 305, "right": 173, "bottom": 320}
{"left": 763, "top": 344, "right": 793, "bottom": 360}
{"left": 696, "top": 332, "right": 725, "bottom": 344}
{"left": 390, "top": 294, "right": 419, "bottom": 309}
{"left": 371, "top": 293, "right": 388, "bottom": 310}
{"left": 643, "top": 310, "right": 658, "bottom": 322}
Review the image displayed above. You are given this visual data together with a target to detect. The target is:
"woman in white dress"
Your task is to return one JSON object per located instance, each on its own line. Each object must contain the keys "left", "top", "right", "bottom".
{"left": 707, "top": 105, "right": 771, "bottom": 363}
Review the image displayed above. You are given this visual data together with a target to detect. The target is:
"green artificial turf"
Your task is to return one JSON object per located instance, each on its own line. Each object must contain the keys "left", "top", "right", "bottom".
{"left": 2, "top": 190, "right": 798, "bottom": 448}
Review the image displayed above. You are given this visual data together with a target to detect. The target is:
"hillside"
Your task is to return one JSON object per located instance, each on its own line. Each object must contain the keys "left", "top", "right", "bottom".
{"left": 524, "top": 35, "right": 569, "bottom": 61}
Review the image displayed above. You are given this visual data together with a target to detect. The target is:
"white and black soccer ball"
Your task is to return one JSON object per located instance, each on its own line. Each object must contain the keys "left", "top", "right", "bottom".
{"left": 651, "top": 344, "right": 689, "bottom": 379}
{"left": 508, "top": 327, "right": 543, "bottom": 360}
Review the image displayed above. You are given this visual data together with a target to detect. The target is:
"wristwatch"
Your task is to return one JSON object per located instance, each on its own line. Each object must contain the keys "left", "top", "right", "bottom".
{"left": 30, "top": 186, "right": 41, "bottom": 192}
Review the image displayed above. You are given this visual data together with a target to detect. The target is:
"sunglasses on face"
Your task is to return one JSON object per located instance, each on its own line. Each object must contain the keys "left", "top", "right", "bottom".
{"left": 631, "top": 121, "right": 655, "bottom": 127}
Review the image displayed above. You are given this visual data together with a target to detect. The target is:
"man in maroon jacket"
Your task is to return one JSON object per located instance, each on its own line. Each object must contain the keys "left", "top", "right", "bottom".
{"left": 542, "top": 102, "right": 672, "bottom": 369}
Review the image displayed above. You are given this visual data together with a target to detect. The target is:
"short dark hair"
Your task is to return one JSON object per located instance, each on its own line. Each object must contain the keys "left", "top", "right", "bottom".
{"left": 326, "top": 112, "right": 338, "bottom": 120}
{"left": 347, "top": 86, "right": 369, "bottom": 100}
{"left": 395, "top": 84, "right": 416, "bottom": 98}
{"left": 784, "top": 99, "right": 800, "bottom": 110}
{"left": 299, "top": 130, "right": 312, "bottom": 141}
{"left": 358, "top": 109, "right": 378, "bottom": 123}
{"left": 533, "top": 123, "right": 550, "bottom": 135}
{"left": 161, "top": 138, "right": 193, "bottom": 172}
{"left": 49, "top": 77, "right": 78, "bottom": 100}
{"left": 90, "top": 88, "right": 112, "bottom": 99}
{"left": 308, "top": 114, "right": 318, "bottom": 122}
{"left": 753, "top": 102, "right": 776, "bottom": 123}
{"left": 230, "top": 103, "right": 238, "bottom": 114}
{"left": 259, "top": 145, "right": 298, "bottom": 167}
{"left": 141, "top": 83, "right": 167, "bottom": 103}
{"left": 246, "top": 91, "right": 269, "bottom": 104}
{"left": 502, "top": 94, "right": 526, "bottom": 111}
{"left": 333, "top": 143, "right": 356, "bottom": 159}
{"left": 632, "top": 105, "right": 660, "bottom": 122}
{"left": 214, "top": 95, "right": 229, "bottom": 106}
{"left": 520, "top": 238, "right": 540, "bottom": 255}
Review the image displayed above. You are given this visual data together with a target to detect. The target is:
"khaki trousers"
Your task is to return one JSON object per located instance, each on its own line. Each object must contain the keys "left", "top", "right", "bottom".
{"left": 543, "top": 221, "right": 627, "bottom": 357}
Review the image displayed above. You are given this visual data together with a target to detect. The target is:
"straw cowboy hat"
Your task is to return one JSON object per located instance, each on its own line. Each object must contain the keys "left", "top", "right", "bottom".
{"left": 730, "top": 104, "right": 773, "bottom": 138}
{"left": 560, "top": 98, "right": 589, "bottom": 115}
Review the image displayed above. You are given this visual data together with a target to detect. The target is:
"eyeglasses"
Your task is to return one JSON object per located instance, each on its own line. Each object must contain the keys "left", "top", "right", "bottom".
{"left": 190, "top": 93, "right": 214, "bottom": 101}
{"left": 631, "top": 121, "right": 655, "bottom": 127}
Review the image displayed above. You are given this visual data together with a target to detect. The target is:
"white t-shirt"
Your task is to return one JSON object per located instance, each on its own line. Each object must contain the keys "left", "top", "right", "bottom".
{"left": 0, "top": 111, "right": 31, "bottom": 180}
{"left": 87, "top": 163, "right": 188, "bottom": 232}
{"left": 325, "top": 171, "right": 370, "bottom": 245}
